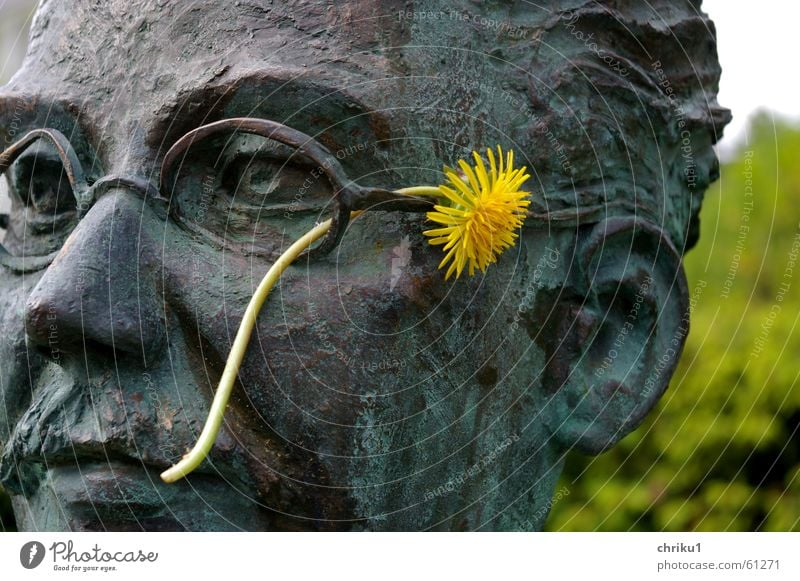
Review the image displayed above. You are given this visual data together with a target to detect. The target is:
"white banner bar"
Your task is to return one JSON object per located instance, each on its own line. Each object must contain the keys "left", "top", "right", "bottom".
{"left": 1, "top": 532, "right": 797, "bottom": 580}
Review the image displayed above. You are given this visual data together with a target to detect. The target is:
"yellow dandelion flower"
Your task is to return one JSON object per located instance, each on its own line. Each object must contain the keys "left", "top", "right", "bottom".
{"left": 423, "top": 146, "right": 532, "bottom": 280}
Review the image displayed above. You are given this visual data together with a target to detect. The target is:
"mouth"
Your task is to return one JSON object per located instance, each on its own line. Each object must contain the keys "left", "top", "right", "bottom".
{"left": 0, "top": 358, "right": 216, "bottom": 496}
{"left": 46, "top": 461, "right": 190, "bottom": 527}
{"left": 0, "top": 349, "right": 287, "bottom": 530}
{"left": 13, "top": 459, "right": 266, "bottom": 531}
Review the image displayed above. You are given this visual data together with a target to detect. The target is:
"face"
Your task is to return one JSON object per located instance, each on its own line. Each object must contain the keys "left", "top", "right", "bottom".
{"left": 0, "top": 1, "right": 723, "bottom": 530}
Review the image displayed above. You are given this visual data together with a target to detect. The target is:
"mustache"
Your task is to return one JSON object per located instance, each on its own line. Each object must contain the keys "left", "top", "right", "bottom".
{"left": 0, "top": 359, "right": 206, "bottom": 495}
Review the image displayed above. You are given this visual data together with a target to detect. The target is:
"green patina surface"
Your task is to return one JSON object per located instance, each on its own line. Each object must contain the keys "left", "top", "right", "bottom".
{"left": 0, "top": 0, "right": 727, "bottom": 530}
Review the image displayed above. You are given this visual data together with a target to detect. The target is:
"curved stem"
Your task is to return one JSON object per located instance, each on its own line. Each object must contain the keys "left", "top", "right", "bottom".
{"left": 395, "top": 185, "right": 443, "bottom": 198}
{"left": 160, "top": 183, "right": 441, "bottom": 484}
{"left": 160, "top": 218, "right": 336, "bottom": 483}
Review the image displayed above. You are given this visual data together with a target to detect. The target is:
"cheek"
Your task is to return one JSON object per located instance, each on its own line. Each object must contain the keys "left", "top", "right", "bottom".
{"left": 0, "top": 278, "right": 46, "bottom": 440}
{"left": 160, "top": 227, "right": 547, "bottom": 486}
{"left": 159, "top": 232, "right": 439, "bottom": 419}
{"left": 235, "top": 251, "right": 448, "bottom": 410}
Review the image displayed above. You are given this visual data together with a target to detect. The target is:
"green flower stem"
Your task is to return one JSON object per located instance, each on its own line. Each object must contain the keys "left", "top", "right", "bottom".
{"left": 159, "top": 216, "right": 344, "bottom": 483}
{"left": 160, "top": 186, "right": 440, "bottom": 484}
{"left": 395, "top": 186, "right": 442, "bottom": 198}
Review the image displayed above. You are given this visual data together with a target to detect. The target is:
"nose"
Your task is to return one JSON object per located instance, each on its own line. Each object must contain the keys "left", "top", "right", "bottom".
{"left": 24, "top": 189, "right": 166, "bottom": 363}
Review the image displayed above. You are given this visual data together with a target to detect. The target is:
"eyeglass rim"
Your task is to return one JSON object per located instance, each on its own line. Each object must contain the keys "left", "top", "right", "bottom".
{"left": 0, "top": 118, "right": 662, "bottom": 272}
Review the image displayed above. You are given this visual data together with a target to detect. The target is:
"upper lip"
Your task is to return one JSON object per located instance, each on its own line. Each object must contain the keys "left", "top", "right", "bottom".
{"left": 0, "top": 358, "right": 208, "bottom": 494}
{"left": 1, "top": 436, "right": 175, "bottom": 496}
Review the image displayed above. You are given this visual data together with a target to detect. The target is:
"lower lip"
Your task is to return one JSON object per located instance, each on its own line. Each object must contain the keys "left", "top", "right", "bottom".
{"left": 49, "top": 462, "right": 181, "bottom": 518}
{"left": 44, "top": 461, "right": 260, "bottom": 531}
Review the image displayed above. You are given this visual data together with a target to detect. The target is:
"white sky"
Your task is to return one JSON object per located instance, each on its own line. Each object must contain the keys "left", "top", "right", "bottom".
{"left": 703, "top": 0, "right": 800, "bottom": 157}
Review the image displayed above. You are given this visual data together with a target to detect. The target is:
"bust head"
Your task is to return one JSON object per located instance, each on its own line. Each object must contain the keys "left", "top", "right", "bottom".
{"left": 0, "top": 0, "right": 728, "bottom": 530}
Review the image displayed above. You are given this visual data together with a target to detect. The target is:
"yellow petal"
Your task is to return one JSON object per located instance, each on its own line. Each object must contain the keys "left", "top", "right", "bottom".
{"left": 424, "top": 146, "right": 532, "bottom": 280}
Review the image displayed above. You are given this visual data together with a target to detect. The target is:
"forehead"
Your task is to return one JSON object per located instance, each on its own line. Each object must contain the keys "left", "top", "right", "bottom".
{"left": 19, "top": 0, "right": 407, "bottom": 89}
{"left": 9, "top": 0, "right": 554, "bottom": 110}
{"left": 1, "top": 0, "right": 427, "bottom": 166}
{"left": 10, "top": 0, "right": 418, "bottom": 111}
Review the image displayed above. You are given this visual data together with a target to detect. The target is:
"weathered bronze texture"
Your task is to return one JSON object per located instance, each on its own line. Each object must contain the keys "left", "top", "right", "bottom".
{"left": 0, "top": 0, "right": 729, "bottom": 531}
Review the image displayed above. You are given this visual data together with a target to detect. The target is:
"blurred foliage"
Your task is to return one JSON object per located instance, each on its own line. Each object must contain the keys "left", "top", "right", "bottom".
{"left": 548, "top": 114, "right": 800, "bottom": 531}
{"left": 0, "top": 484, "right": 15, "bottom": 531}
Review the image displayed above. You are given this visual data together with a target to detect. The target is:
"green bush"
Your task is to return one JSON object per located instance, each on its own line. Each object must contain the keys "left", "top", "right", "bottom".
{"left": 548, "top": 114, "right": 800, "bottom": 531}
{"left": 0, "top": 485, "right": 13, "bottom": 531}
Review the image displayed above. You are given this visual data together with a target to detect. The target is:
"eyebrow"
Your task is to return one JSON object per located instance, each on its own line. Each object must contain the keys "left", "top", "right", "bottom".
{"left": 0, "top": 94, "right": 43, "bottom": 134}
{"left": 0, "top": 91, "right": 71, "bottom": 116}
{"left": 0, "top": 93, "right": 87, "bottom": 150}
{"left": 151, "top": 70, "right": 386, "bottom": 154}
{"left": 0, "top": 75, "right": 389, "bottom": 181}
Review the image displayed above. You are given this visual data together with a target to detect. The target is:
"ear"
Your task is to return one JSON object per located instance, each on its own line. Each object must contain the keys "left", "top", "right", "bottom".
{"left": 540, "top": 216, "right": 690, "bottom": 455}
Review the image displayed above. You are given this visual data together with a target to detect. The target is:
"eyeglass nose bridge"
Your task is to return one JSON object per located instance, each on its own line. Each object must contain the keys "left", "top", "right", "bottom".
{"left": 89, "top": 174, "right": 161, "bottom": 203}
{"left": 159, "top": 117, "right": 433, "bottom": 261}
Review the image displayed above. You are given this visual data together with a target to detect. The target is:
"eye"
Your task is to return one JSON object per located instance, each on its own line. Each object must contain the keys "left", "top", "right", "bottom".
{"left": 0, "top": 185, "right": 8, "bottom": 243}
{"left": 9, "top": 145, "right": 75, "bottom": 215}
{"left": 169, "top": 134, "right": 334, "bottom": 255}
{"left": 1, "top": 142, "right": 78, "bottom": 259}
{"left": 220, "top": 151, "right": 330, "bottom": 212}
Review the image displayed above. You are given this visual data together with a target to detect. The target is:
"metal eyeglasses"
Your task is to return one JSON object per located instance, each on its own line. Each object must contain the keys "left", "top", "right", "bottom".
{"left": 0, "top": 117, "right": 437, "bottom": 273}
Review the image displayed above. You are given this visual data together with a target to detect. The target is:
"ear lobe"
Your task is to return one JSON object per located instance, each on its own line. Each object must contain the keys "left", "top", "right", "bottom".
{"left": 543, "top": 216, "right": 690, "bottom": 455}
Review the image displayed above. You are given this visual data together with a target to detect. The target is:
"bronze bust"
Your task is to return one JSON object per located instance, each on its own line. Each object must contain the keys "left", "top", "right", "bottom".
{"left": 0, "top": 0, "right": 729, "bottom": 530}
